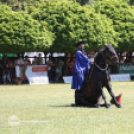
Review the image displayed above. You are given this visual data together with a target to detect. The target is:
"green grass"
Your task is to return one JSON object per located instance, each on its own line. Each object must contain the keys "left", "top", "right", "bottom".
{"left": 0, "top": 82, "right": 134, "bottom": 134}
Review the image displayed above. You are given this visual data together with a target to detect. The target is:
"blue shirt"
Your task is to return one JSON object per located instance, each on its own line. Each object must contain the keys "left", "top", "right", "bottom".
{"left": 71, "top": 49, "right": 91, "bottom": 90}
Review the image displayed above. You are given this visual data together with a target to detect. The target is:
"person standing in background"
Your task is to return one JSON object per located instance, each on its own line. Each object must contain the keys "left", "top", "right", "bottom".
{"left": 47, "top": 57, "right": 53, "bottom": 83}
{"left": 17, "top": 55, "right": 25, "bottom": 65}
{"left": 55, "top": 57, "right": 64, "bottom": 82}
{"left": 32, "top": 56, "right": 38, "bottom": 65}
{"left": 69, "top": 58, "right": 75, "bottom": 76}
{"left": 37, "top": 53, "right": 43, "bottom": 65}
{"left": 24, "top": 56, "right": 31, "bottom": 65}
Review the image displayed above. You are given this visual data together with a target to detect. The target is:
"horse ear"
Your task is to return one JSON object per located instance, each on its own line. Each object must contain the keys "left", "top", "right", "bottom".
{"left": 104, "top": 45, "right": 108, "bottom": 49}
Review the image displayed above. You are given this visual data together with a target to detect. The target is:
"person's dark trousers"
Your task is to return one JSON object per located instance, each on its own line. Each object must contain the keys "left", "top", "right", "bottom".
{"left": 48, "top": 70, "right": 52, "bottom": 82}
{"left": 0, "top": 68, "right": 3, "bottom": 84}
{"left": 75, "top": 90, "right": 83, "bottom": 97}
{"left": 51, "top": 70, "right": 56, "bottom": 81}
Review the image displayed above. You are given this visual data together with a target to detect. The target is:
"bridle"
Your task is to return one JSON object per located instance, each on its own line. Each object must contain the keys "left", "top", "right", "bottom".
{"left": 86, "top": 47, "right": 118, "bottom": 82}
{"left": 105, "top": 50, "right": 118, "bottom": 60}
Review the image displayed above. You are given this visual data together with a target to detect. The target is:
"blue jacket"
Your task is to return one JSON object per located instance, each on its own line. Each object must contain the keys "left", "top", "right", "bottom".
{"left": 71, "top": 49, "right": 91, "bottom": 90}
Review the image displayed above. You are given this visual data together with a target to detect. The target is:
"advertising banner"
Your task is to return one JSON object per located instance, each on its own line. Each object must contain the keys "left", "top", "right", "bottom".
{"left": 110, "top": 74, "right": 131, "bottom": 82}
{"left": 15, "top": 65, "right": 49, "bottom": 84}
{"left": 119, "top": 64, "right": 134, "bottom": 76}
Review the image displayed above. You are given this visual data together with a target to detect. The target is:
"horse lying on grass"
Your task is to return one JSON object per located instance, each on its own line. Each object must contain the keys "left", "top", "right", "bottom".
{"left": 75, "top": 44, "right": 122, "bottom": 108}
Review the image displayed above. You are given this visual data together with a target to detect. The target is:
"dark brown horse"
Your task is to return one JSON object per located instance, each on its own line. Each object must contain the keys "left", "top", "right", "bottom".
{"left": 75, "top": 44, "right": 122, "bottom": 108}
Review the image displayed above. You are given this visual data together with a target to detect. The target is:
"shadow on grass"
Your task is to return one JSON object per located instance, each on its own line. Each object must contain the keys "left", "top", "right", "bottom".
{"left": 49, "top": 103, "right": 107, "bottom": 108}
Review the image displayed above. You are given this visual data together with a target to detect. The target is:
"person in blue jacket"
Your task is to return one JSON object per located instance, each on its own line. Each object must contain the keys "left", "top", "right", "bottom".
{"left": 71, "top": 41, "right": 94, "bottom": 97}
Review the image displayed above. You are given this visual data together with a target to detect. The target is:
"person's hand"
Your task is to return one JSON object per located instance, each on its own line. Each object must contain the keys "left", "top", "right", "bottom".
{"left": 90, "top": 59, "right": 94, "bottom": 64}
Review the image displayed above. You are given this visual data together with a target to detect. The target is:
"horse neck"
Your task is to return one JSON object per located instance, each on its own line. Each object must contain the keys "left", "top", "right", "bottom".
{"left": 95, "top": 51, "right": 106, "bottom": 68}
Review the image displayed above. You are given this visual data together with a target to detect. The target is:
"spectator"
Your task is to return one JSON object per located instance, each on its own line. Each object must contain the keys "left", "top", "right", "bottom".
{"left": 55, "top": 57, "right": 64, "bottom": 82}
{"left": 125, "top": 56, "right": 131, "bottom": 64}
{"left": 37, "top": 53, "right": 43, "bottom": 65}
{"left": 17, "top": 55, "right": 25, "bottom": 65}
{"left": 16, "top": 55, "right": 25, "bottom": 83}
{"left": 69, "top": 58, "right": 75, "bottom": 76}
{"left": 24, "top": 56, "right": 31, "bottom": 65}
{"left": 120, "top": 57, "right": 125, "bottom": 64}
{"left": 2, "top": 56, "right": 12, "bottom": 84}
{"left": 132, "top": 55, "right": 134, "bottom": 64}
{"left": 47, "top": 57, "right": 52, "bottom": 82}
{"left": 51, "top": 58, "right": 58, "bottom": 81}
{"left": 66, "top": 57, "right": 71, "bottom": 76}
{"left": 32, "top": 56, "right": 37, "bottom": 65}
{"left": 0, "top": 59, "right": 3, "bottom": 84}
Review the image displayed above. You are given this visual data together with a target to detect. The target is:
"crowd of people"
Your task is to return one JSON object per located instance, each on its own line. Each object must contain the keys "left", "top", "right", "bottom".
{"left": 0, "top": 53, "right": 76, "bottom": 84}
{"left": 46, "top": 57, "right": 75, "bottom": 82}
{"left": 0, "top": 52, "right": 134, "bottom": 85}
{"left": 0, "top": 53, "right": 46, "bottom": 84}
{"left": 119, "top": 55, "right": 134, "bottom": 64}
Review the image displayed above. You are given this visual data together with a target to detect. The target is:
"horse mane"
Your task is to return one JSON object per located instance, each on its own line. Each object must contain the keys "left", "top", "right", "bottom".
{"left": 94, "top": 46, "right": 106, "bottom": 60}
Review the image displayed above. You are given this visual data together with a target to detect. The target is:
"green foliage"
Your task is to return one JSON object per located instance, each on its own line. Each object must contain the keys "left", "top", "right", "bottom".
{"left": 0, "top": 5, "right": 54, "bottom": 53}
{"left": 94, "top": 0, "right": 134, "bottom": 51}
{"left": 76, "top": 0, "right": 93, "bottom": 6}
{"left": 27, "top": 0, "right": 117, "bottom": 52}
{"left": 1, "top": 0, "right": 134, "bottom": 52}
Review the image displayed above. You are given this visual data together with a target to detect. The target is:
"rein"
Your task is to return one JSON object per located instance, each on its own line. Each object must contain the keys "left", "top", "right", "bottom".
{"left": 95, "top": 62, "right": 108, "bottom": 71}
{"left": 86, "top": 63, "right": 94, "bottom": 82}
{"left": 86, "top": 47, "right": 117, "bottom": 82}
{"left": 105, "top": 50, "right": 117, "bottom": 60}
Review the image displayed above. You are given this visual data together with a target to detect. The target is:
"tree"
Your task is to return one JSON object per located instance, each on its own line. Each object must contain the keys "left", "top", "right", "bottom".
{"left": 0, "top": 4, "right": 54, "bottom": 53}
{"left": 76, "top": 0, "right": 93, "bottom": 6}
{"left": 27, "top": 0, "right": 117, "bottom": 53}
{"left": 94, "top": 0, "right": 134, "bottom": 52}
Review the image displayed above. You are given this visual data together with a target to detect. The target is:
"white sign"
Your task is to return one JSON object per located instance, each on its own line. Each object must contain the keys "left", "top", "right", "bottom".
{"left": 63, "top": 76, "right": 72, "bottom": 83}
{"left": 63, "top": 74, "right": 131, "bottom": 83}
{"left": 110, "top": 74, "right": 131, "bottom": 82}
{"left": 15, "top": 65, "right": 49, "bottom": 84}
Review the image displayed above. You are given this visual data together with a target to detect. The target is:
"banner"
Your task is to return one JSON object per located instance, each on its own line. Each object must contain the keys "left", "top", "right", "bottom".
{"left": 63, "top": 76, "right": 72, "bottom": 83}
{"left": 15, "top": 65, "right": 49, "bottom": 84}
{"left": 110, "top": 74, "right": 131, "bottom": 82}
{"left": 119, "top": 64, "right": 134, "bottom": 76}
{"left": 63, "top": 74, "right": 131, "bottom": 83}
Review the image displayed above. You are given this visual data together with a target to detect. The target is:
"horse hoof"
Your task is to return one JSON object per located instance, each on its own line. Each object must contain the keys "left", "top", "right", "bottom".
{"left": 95, "top": 104, "right": 101, "bottom": 108}
{"left": 116, "top": 104, "right": 122, "bottom": 108}
{"left": 106, "top": 104, "right": 111, "bottom": 109}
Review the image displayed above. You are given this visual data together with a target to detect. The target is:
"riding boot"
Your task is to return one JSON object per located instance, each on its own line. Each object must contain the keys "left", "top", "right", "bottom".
{"left": 75, "top": 90, "right": 83, "bottom": 97}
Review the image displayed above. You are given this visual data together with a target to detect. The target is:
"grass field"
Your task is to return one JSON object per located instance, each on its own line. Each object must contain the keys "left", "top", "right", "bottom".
{"left": 0, "top": 82, "right": 134, "bottom": 134}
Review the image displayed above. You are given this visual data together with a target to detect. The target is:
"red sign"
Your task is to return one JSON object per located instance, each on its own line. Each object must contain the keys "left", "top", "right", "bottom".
{"left": 32, "top": 66, "right": 48, "bottom": 72}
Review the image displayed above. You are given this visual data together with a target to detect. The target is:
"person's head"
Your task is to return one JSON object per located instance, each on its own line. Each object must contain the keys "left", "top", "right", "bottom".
{"left": 34, "top": 56, "right": 37, "bottom": 60}
{"left": 25, "top": 56, "right": 28, "bottom": 60}
{"left": 73, "top": 58, "right": 75, "bottom": 61}
{"left": 126, "top": 56, "right": 129, "bottom": 60}
{"left": 19, "top": 56, "right": 22, "bottom": 60}
{"left": 7, "top": 59, "right": 11, "bottom": 63}
{"left": 75, "top": 41, "right": 85, "bottom": 50}
{"left": 39, "top": 53, "right": 42, "bottom": 57}
{"left": 58, "top": 57, "right": 62, "bottom": 61}
{"left": 55, "top": 58, "right": 58, "bottom": 62}
{"left": 49, "top": 57, "right": 52, "bottom": 61}
{"left": 3, "top": 55, "right": 7, "bottom": 61}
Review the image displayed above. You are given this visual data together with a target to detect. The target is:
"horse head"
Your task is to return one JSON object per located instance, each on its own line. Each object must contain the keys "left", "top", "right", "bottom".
{"left": 103, "top": 44, "right": 119, "bottom": 65}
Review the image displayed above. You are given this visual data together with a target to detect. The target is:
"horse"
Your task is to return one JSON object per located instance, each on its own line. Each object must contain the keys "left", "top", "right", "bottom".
{"left": 75, "top": 44, "right": 122, "bottom": 108}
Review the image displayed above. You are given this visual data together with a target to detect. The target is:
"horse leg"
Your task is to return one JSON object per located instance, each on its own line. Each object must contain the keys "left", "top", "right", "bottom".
{"left": 75, "top": 90, "right": 95, "bottom": 107}
{"left": 94, "top": 96, "right": 102, "bottom": 108}
{"left": 105, "top": 82, "right": 121, "bottom": 108}
{"left": 97, "top": 82, "right": 110, "bottom": 108}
